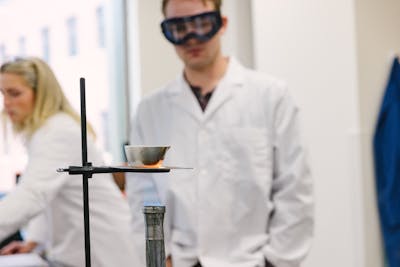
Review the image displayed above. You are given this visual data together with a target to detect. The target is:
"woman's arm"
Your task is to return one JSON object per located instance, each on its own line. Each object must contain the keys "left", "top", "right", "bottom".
{"left": 0, "top": 115, "right": 81, "bottom": 241}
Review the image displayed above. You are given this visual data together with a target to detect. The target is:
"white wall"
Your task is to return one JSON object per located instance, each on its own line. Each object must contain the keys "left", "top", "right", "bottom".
{"left": 135, "top": 0, "right": 182, "bottom": 96}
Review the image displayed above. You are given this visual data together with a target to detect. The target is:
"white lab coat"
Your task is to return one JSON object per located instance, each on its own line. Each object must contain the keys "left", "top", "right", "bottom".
{"left": 0, "top": 113, "right": 140, "bottom": 267}
{"left": 127, "top": 58, "right": 313, "bottom": 267}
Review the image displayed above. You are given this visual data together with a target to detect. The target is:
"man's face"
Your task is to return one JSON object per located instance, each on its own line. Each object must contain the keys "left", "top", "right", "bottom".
{"left": 164, "top": 0, "right": 226, "bottom": 70}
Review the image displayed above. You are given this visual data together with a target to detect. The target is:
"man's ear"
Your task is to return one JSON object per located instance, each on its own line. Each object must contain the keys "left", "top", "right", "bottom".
{"left": 220, "top": 15, "right": 228, "bottom": 34}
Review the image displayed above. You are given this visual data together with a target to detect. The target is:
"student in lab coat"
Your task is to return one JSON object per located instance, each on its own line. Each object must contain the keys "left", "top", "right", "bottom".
{"left": 0, "top": 57, "right": 139, "bottom": 266}
{"left": 126, "top": 0, "right": 314, "bottom": 267}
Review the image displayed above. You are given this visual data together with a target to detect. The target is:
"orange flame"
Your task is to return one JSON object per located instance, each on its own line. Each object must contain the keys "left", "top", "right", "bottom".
{"left": 141, "top": 160, "right": 163, "bottom": 168}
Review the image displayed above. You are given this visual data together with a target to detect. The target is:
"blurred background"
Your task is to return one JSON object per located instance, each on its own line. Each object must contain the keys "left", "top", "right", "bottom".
{"left": 0, "top": 1, "right": 399, "bottom": 266}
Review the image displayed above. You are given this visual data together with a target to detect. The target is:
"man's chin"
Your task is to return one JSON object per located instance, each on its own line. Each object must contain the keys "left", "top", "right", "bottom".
{"left": 185, "top": 58, "right": 210, "bottom": 71}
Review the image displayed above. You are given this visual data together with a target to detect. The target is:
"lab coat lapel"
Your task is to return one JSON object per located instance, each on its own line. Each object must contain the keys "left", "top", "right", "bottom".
{"left": 167, "top": 58, "right": 245, "bottom": 122}
{"left": 168, "top": 75, "right": 203, "bottom": 122}
{"left": 203, "top": 58, "right": 244, "bottom": 121}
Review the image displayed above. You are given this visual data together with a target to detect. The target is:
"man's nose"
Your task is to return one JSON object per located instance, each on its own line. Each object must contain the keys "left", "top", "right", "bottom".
{"left": 185, "top": 37, "right": 200, "bottom": 45}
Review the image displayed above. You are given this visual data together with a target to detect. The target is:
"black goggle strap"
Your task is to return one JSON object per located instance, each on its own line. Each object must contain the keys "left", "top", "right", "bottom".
{"left": 161, "top": 11, "right": 222, "bottom": 45}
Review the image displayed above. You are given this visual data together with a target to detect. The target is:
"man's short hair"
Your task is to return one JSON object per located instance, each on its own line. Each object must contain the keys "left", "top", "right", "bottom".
{"left": 162, "top": 0, "right": 222, "bottom": 16}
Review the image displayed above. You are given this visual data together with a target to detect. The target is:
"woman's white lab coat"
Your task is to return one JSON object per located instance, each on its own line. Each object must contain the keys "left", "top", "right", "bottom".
{"left": 127, "top": 58, "right": 313, "bottom": 267}
{"left": 0, "top": 113, "right": 139, "bottom": 267}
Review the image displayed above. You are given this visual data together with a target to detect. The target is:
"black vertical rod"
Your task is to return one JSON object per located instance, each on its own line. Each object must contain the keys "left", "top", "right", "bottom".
{"left": 80, "top": 78, "right": 88, "bottom": 165}
{"left": 80, "top": 78, "right": 91, "bottom": 267}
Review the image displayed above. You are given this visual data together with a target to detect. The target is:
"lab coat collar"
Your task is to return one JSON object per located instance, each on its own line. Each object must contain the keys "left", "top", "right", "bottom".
{"left": 167, "top": 57, "right": 245, "bottom": 122}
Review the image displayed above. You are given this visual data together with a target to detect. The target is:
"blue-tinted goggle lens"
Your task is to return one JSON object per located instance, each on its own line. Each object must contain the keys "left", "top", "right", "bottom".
{"left": 161, "top": 11, "right": 222, "bottom": 45}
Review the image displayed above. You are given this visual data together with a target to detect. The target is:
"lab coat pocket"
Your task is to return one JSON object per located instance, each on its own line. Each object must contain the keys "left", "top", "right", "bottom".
{"left": 219, "top": 127, "right": 272, "bottom": 183}
{"left": 217, "top": 127, "right": 273, "bottom": 224}
{"left": 171, "top": 228, "right": 196, "bottom": 250}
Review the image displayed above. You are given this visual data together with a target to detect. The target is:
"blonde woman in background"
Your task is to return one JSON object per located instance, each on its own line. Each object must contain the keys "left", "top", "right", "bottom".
{"left": 0, "top": 57, "right": 140, "bottom": 266}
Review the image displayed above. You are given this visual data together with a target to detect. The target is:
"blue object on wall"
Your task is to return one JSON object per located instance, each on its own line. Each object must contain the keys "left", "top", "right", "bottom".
{"left": 373, "top": 56, "right": 400, "bottom": 267}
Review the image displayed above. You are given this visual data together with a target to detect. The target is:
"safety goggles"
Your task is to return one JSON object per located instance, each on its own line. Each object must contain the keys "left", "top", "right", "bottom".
{"left": 161, "top": 11, "right": 222, "bottom": 45}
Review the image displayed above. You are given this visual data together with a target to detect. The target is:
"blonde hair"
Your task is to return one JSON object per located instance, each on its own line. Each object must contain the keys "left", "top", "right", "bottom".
{"left": 162, "top": 0, "right": 222, "bottom": 16}
{"left": 0, "top": 57, "right": 95, "bottom": 138}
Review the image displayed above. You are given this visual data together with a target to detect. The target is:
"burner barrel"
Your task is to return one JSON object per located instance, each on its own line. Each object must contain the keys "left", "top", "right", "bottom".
{"left": 144, "top": 206, "right": 166, "bottom": 267}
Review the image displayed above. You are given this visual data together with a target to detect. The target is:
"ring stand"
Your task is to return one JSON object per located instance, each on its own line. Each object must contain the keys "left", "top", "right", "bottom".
{"left": 57, "top": 78, "right": 185, "bottom": 267}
